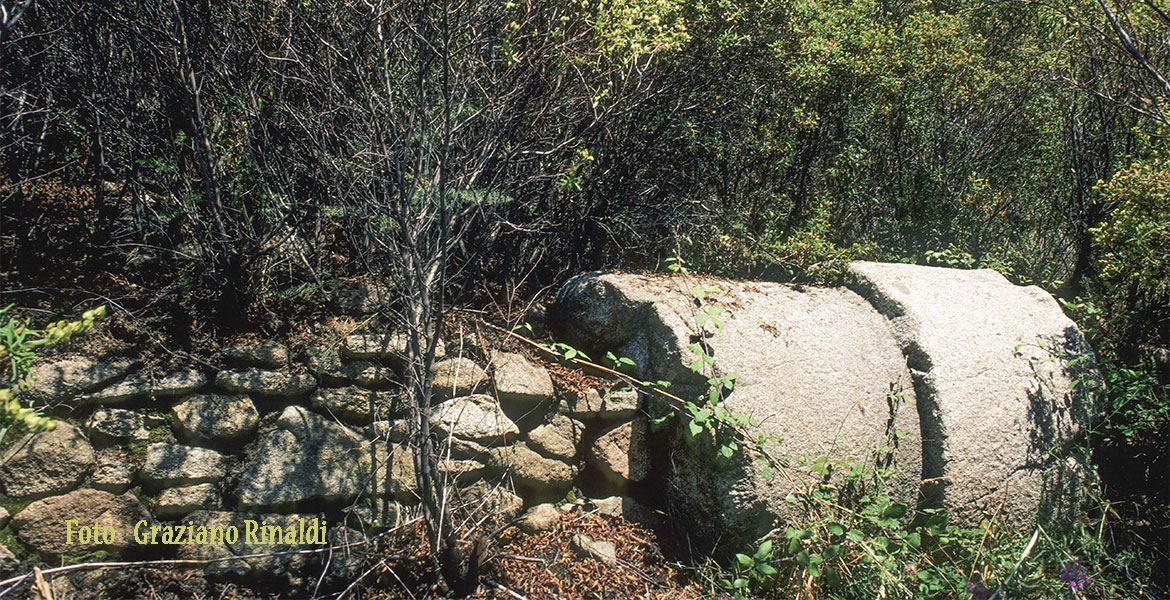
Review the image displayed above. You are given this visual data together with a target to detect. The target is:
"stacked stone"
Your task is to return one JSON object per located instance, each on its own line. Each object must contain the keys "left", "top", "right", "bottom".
{"left": 0, "top": 262, "right": 1097, "bottom": 581}
{"left": 0, "top": 321, "right": 653, "bottom": 582}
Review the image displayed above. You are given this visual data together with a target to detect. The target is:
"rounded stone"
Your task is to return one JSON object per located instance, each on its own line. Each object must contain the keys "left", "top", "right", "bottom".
{"left": 11, "top": 489, "right": 151, "bottom": 555}
{"left": 0, "top": 422, "right": 95, "bottom": 499}
{"left": 84, "top": 408, "right": 148, "bottom": 444}
{"left": 140, "top": 443, "right": 228, "bottom": 487}
{"left": 431, "top": 358, "right": 488, "bottom": 400}
{"left": 170, "top": 394, "right": 260, "bottom": 445}
{"left": 588, "top": 418, "right": 652, "bottom": 486}
{"left": 431, "top": 394, "right": 519, "bottom": 445}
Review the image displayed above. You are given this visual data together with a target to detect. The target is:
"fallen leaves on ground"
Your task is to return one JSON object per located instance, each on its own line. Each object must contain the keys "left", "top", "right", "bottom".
{"left": 478, "top": 508, "right": 706, "bottom": 600}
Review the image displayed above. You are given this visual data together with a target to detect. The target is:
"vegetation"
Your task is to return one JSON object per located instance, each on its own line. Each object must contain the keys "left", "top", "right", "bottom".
{"left": 0, "top": 304, "right": 106, "bottom": 436}
{"left": 0, "top": 0, "right": 1165, "bottom": 597}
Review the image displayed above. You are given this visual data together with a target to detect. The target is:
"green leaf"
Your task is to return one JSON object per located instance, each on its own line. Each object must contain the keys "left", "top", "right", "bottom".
{"left": 824, "top": 565, "right": 840, "bottom": 587}
{"left": 648, "top": 413, "right": 672, "bottom": 431}
{"left": 688, "top": 421, "right": 703, "bottom": 437}
{"left": 795, "top": 550, "right": 809, "bottom": 567}
{"left": 755, "top": 540, "right": 773, "bottom": 560}
{"left": 757, "top": 563, "right": 777, "bottom": 576}
{"left": 827, "top": 523, "right": 845, "bottom": 536}
{"left": 881, "top": 502, "right": 908, "bottom": 519}
{"left": 847, "top": 529, "right": 864, "bottom": 542}
{"left": 735, "top": 553, "right": 753, "bottom": 568}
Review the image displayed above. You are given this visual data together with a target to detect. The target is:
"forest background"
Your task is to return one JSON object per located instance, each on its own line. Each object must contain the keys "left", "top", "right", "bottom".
{"left": 0, "top": 0, "right": 1166, "bottom": 596}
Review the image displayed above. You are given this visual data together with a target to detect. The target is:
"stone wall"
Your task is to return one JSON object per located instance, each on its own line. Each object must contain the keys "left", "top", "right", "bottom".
{"left": 0, "top": 325, "right": 650, "bottom": 586}
{"left": 0, "top": 262, "right": 1101, "bottom": 582}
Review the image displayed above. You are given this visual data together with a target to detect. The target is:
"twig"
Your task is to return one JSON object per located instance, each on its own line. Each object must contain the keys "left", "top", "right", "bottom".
{"left": 968, "top": 497, "right": 1008, "bottom": 582}
{"left": 477, "top": 318, "right": 805, "bottom": 488}
{"left": 615, "top": 557, "right": 665, "bottom": 588}
{"left": 0, "top": 545, "right": 356, "bottom": 597}
{"left": 30, "top": 567, "right": 51, "bottom": 600}
{"left": 494, "top": 553, "right": 547, "bottom": 564}
{"left": 484, "top": 576, "right": 531, "bottom": 600}
{"left": 0, "top": 519, "right": 422, "bottom": 599}
{"left": 336, "top": 557, "right": 415, "bottom": 600}
{"left": 1003, "top": 528, "right": 1040, "bottom": 586}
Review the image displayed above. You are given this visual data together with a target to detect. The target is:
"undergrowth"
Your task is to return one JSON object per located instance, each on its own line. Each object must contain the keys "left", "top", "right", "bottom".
{"left": 684, "top": 449, "right": 1153, "bottom": 600}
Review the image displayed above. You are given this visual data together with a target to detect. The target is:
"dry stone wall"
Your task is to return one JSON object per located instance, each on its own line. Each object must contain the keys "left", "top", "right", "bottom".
{"left": 0, "top": 261, "right": 1101, "bottom": 583}
{"left": 0, "top": 310, "right": 645, "bottom": 586}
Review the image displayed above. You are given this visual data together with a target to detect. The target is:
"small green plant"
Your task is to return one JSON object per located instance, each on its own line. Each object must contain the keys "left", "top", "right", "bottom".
{"left": 1098, "top": 355, "right": 1169, "bottom": 442}
{"left": 923, "top": 244, "right": 977, "bottom": 269}
{"left": 555, "top": 486, "right": 581, "bottom": 507}
{"left": 705, "top": 440, "right": 1150, "bottom": 600}
{"left": 602, "top": 350, "right": 636, "bottom": 373}
{"left": 0, "top": 304, "right": 107, "bottom": 440}
{"left": 555, "top": 147, "right": 594, "bottom": 192}
{"left": 668, "top": 257, "right": 766, "bottom": 461}
{"left": 721, "top": 539, "right": 778, "bottom": 598}
{"left": 549, "top": 341, "right": 591, "bottom": 362}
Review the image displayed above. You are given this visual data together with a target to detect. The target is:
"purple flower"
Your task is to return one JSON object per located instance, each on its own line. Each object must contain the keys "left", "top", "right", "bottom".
{"left": 1060, "top": 560, "right": 1090, "bottom": 591}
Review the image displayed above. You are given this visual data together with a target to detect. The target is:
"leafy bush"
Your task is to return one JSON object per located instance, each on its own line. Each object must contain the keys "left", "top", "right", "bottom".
{"left": 1097, "top": 356, "right": 1170, "bottom": 443}
{"left": 700, "top": 448, "right": 1159, "bottom": 600}
{"left": 1090, "top": 155, "right": 1170, "bottom": 349}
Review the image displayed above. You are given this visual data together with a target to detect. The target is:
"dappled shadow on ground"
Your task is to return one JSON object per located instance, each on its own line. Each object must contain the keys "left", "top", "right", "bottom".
{"left": 482, "top": 511, "right": 703, "bottom": 600}
{"left": 23, "top": 510, "right": 706, "bottom": 599}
